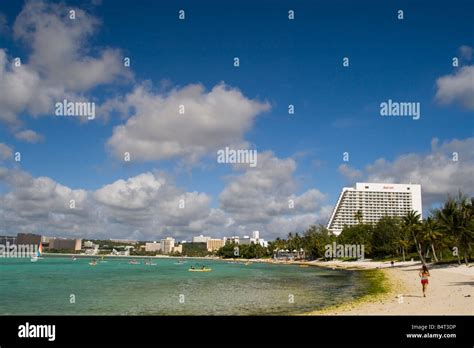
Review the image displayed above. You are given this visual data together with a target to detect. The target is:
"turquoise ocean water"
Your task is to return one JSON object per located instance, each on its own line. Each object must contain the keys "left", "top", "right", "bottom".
{"left": 0, "top": 257, "right": 372, "bottom": 315}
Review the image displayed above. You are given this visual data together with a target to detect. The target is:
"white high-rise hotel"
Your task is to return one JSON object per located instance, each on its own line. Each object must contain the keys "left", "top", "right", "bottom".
{"left": 327, "top": 183, "right": 422, "bottom": 235}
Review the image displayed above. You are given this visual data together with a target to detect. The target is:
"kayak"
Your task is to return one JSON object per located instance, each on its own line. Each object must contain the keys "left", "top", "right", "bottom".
{"left": 188, "top": 268, "right": 212, "bottom": 272}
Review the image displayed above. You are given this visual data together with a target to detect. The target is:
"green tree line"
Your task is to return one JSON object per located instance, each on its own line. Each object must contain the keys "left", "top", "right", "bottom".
{"left": 219, "top": 193, "right": 473, "bottom": 265}
{"left": 217, "top": 242, "right": 270, "bottom": 259}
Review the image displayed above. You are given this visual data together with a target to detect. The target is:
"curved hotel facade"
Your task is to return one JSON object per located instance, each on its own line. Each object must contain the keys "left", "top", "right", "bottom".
{"left": 327, "top": 183, "right": 422, "bottom": 235}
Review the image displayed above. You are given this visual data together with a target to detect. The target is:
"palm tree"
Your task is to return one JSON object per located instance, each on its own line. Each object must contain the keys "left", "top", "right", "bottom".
{"left": 293, "top": 232, "right": 303, "bottom": 250}
{"left": 354, "top": 210, "right": 363, "bottom": 224}
{"left": 435, "top": 197, "right": 459, "bottom": 263}
{"left": 287, "top": 232, "right": 294, "bottom": 251}
{"left": 397, "top": 230, "right": 410, "bottom": 262}
{"left": 459, "top": 196, "right": 474, "bottom": 265}
{"left": 421, "top": 217, "right": 442, "bottom": 262}
{"left": 435, "top": 193, "right": 473, "bottom": 265}
{"left": 403, "top": 210, "right": 425, "bottom": 265}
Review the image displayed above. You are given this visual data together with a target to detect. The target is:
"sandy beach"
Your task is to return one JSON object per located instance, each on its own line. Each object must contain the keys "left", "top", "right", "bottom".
{"left": 306, "top": 260, "right": 473, "bottom": 315}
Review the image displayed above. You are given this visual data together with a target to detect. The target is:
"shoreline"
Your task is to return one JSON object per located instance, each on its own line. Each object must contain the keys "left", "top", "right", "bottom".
{"left": 300, "top": 261, "right": 406, "bottom": 315}
{"left": 40, "top": 254, "right": 474, "bottom": 315}
{"left": 42, "top": 253, "right": 221, "bottom": 260}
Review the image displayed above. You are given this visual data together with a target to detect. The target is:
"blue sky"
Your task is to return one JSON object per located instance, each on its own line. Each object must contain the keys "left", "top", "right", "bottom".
{"left": 0, "top": 0, "right": 472, "bottom": 240}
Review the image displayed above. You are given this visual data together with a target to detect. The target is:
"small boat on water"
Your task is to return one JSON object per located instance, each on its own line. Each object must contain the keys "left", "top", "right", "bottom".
{"left": 189, "top": 268, "right": 212, "bottom": 272}
{"left": 144, "top": 259, "right": 156, "bottom": 266}
{"left": 129, "top": 259, "right": 140, "bottom": 265}
{"left": 89, "top": 260, "right": 97, "bottom": 266}
{"left": 31, "top": 243, "right": 43, "bottom": 262}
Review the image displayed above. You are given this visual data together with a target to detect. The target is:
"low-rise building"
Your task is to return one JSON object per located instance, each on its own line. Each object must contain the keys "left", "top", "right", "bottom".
{"left": 83, "top": 240, "right": 95, "bottom": 248}
{"left": 112, "top": 248, "right": 130, "bottom": 256}
{"left": 17, "top": 233, "right": 42, "bottom": 246}
{"left": 145, "top": 242, "right": 162, "bottom": 252}
{"left": 48, "top": 238, "right": 82, "bottom": 251}
{"left": 207, "top": 239, "right": 225, "bottom": 252}
{"left": 172, "top": 244, "right": 183, "bottom": 254}
{"left": 83, "top": 240, "right": 99, "bottom": 255}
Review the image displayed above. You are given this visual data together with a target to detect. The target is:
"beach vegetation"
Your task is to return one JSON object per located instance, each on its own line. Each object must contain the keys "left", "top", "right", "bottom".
{"left": 270, "top": 192, "right": 473, "bottom": 265}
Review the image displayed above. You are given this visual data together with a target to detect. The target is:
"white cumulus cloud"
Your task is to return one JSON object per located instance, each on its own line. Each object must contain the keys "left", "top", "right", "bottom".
{"left": 14, "top": 129, "right": 44, "bottom": 143}
{"left": 435, "top": 65, "right": 474, "bottom": 110}
{"left": 339, "top": 138, "right": 474, "bottom": 207}
{"left": 105, "top": 83, "right": 270, "bottom": 163}
{"left": 0, "top": 143, "right": 13, "bottom": 161}
{"left": 0, "top": 0, "right": 131, "bottom": 127}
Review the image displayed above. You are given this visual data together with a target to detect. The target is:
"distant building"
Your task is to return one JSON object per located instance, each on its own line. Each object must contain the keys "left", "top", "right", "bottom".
{"left": 192, "top": 235, "right": 210, "bottom": 243}
{"left": 160, "top": 237, "right": 175, "bottom": 254}
{"left": 83, "top": 240, "right": 95, "bottom": 248}
{"left": 239, "top": 236, "right": 251, "bottom": 245}
{"left": 41, "top": 236, "right": 54, "bottom": 246}
{"left": 0, "top": 235, "right": 17, "bottom": 246}
{"left": 252, "top": 231, "right": 260, "bottom": 240}
{"left": 109, "top": 239, "right": 138, "bottom": 245}
{"left": 172, "top": 244, "right": 183, "bottom": 254}
{"left": 224, "top": 236, "right": 240, "bottom": 244}
{"left": 17, "top": 233, "right": 42, "bottom": 246}
{"left": 206, "top": 239, "right": 225, "bottom": 252}
{"left": 240, "top": 232, "right": 268, "bottom": 247}
{"left": 112, "top": 248, "right": 130, "bottom": 256}
{"left": 48, "top": 238, "right": 82, "bottom": 251}
{"left": 83, "top": 241, "right": 99, "bottom": 255}
{"left": 145, "top": 242, "right": 162, "bottom": 252}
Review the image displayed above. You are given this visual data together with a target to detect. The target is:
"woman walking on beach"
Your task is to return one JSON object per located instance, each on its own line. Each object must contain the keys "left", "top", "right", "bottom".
{"left": 419, "top": 265, "right": 430, "bottom": 297}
